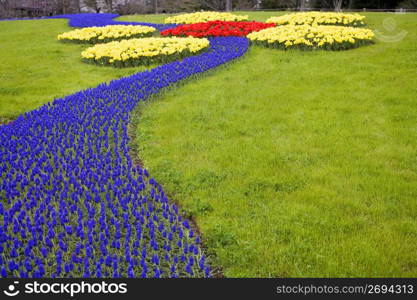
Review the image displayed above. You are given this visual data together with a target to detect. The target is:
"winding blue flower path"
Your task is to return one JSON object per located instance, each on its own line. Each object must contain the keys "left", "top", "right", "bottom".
{"left": 0, "top": 14, "right": 248, "bottom": 278}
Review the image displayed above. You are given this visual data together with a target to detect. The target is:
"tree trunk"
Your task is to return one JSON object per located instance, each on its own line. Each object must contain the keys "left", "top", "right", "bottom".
{"left": 225, "top": 0, "right": 232, "bottom": 11}
{"left": 333, "top": 0, "right": 343, "bottom": 11}
{"left": 74, "top": 0, "right": 81, "bottom": 13}
{"left": 107, "top": 0, "right": 113, "bottom": 12}
{"left": 299, "top": 0, "right": 306, "bottom": 11}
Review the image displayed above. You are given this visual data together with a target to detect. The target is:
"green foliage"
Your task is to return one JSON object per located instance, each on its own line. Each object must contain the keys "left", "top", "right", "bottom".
{"left": 398, "top": 0, "right": 417, "bottom": 8}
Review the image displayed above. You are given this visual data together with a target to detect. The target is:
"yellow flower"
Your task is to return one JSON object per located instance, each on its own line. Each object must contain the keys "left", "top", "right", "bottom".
{"left": 58, "top": 25, "right": 156, "bottom": 43}
{"left": 81, "top": 37, "right": 210, "bottom": 66}
{"left": 247, "top": 25, "right": 374, "bottom": 50}
{"left": 164, "top": 11, "right": 248, "bottom": 24}
{"left": 266, "top": 12, "right": 366, "bottom": 27}
{"left": 284, "top": 40, "right": 293, "bottom": 47}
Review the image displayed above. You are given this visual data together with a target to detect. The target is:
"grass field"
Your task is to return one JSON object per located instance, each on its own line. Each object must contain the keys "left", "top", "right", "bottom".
{"left": 128, "top": 13, "right": 417, "bottom": 277}
{"left": 0, "top": 18, "right": 147, "bottom": 124}
{"left": 1, "top": 12, "right": 416, "bottom": 277}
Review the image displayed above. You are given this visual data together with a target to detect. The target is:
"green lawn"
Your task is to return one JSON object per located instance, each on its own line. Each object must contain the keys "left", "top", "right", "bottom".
{"left": 0, "top": 18, "right": 147, "bottom": 124}
{"left": 1, "top": 12, "right": 416, "bottom": 278}
{"left": 130, "top": 12, "right": 417, "bottom": 277}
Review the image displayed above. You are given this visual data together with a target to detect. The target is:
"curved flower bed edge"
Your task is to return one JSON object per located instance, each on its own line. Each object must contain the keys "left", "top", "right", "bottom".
{"left": 0, "top": 13, "right": 249, "bottom": 278}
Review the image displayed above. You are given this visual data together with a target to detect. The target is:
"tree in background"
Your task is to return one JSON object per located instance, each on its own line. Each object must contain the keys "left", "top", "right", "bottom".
{"left": 260, "top": 0, "right": 296, "bottom": 9}
{"left": 0, "top": 0, "right": 11, "bottom": 18}
{"left": 1, "top": 0, "right": 415, "bottom": 18}
{"left": 398, "top": 0, "right": 417, "bottom": 8}
{"left": 261, "top": 0, "right": 411, "bottom": 10}
{"left": 74, "top": 0, "right": 81, "bottom": 12}
{"left": 0, "top": 0, "right": 76, "bottom": 17}
{"left": 0, "top": 0, "right": 9, "bottom": 11}
{"left": 234, "top": 0, "right": 255, "bottom": 9}
{"left": 103, "top": 0, "right": 113, "bottom": 11}
{"left": 200, "top": 0, "right": 226, "bottom": 10}
{"left": 159, "top": 0, "right": 201, "bottom": 12}
{"left": 333, "top": 0, "right": 342, "bottom": 10}
{"left": 343, "top": 0, "right": 403, "bottom": 9}
{"left": 84, "top": 0, "right": 101, "bottom": 12}
{"left": 116, "top": 0, "right": 149, "bottom": 14}
{"left": 54, "top": 0, "right": 73, "bottom": 14}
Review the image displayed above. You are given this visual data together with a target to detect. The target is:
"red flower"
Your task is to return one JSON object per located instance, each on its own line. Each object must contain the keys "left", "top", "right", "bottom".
{"left": 161, "top": 21, "right": 276, "bottom": 37}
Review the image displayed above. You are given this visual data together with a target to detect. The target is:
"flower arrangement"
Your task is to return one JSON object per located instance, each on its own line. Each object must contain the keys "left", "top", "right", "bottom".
{"left": 247, "top": 25, "right": 374, "bottom": 50}
{"left": 2, "top": 12, "right": 378, "bottom": 279}
{"left": 161, "top": 21, "right": 275, "bottom": 37}
{"left": 266, "top": 12, "right": 366, "bottom": 27}
{"left": 57, "top": 25, "right": 156, "bottom": 44}
{"left": 0, "top": 36, "right": 249, "bottom": 278}
{"left": 164, "top": 11, "right": 249, "bottom": 24}
{"left": 81, "top": 37, "right": 210, "bottom": 67}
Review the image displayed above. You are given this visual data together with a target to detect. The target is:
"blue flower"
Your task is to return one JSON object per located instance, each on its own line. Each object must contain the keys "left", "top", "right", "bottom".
{"left": 185, "top": 264, "right": 193, "bottom": 276}
{"left": 199, "top": 255, "right": 206, "bottom": 270}
{"left": 205, "top": 267, "right": 211, "bottom": 278}
{"left": 0, "top": 16, "right": 248, "bottom": 277}
{"left": 1, "top": 267, "right": 7, "bottom": 278}
{"left": 8, "top": 260, "right": 19, "bottom": 272}
{"left": 153, "top": 267, "right": 161, "bottom": 278}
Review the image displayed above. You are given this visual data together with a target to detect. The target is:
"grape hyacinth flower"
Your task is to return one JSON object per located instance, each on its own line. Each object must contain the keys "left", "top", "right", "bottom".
{"left": 0, "top": 14, "right": 249, "bottom": 278}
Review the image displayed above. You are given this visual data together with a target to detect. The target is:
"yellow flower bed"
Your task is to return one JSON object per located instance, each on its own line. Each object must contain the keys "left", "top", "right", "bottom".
{"left": 164, "top": 11, "right": 248, "bottom": 24}
{"left": 81, "top": 37, "right": 210, "bottom": 67}
{"left": 247, "top": 25, "right": 374, "bottom": 51}
{"left": 266, "top": 12, "right": 366, "bottom": 27}
{"left": 57, "top": 25, "right": 156, "bottom": 44}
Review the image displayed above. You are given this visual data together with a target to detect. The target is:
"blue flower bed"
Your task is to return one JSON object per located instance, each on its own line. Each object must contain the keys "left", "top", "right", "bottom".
{"left": 0, "top": 16, "right": 249, "bottom": 278}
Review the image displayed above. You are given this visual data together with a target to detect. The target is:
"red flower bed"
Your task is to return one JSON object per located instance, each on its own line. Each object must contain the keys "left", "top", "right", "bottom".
{"left": 161, "top": 21, "right": 276, "bottom": 37}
